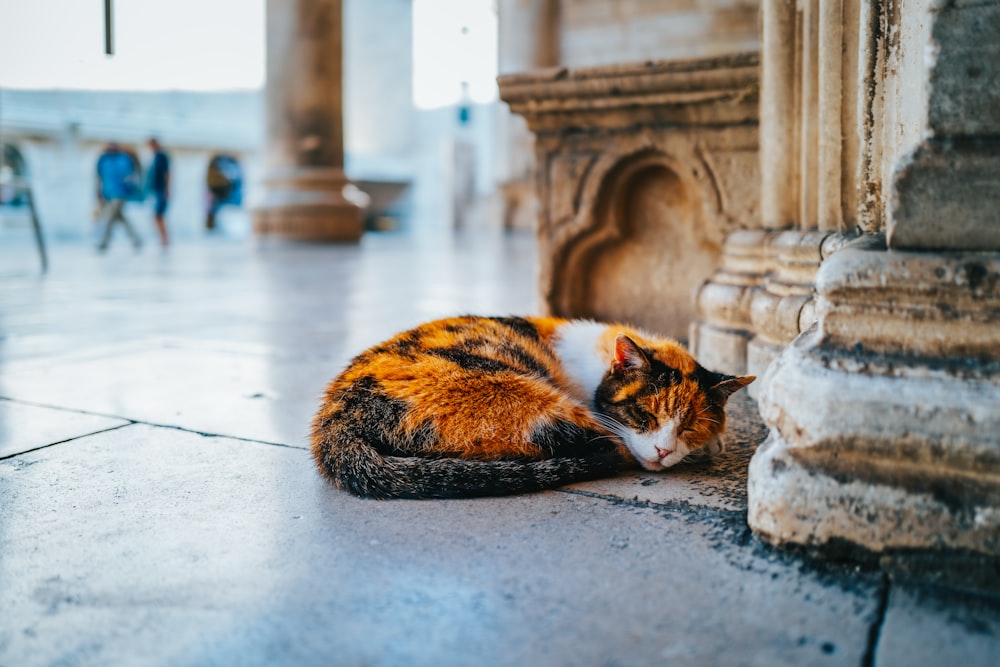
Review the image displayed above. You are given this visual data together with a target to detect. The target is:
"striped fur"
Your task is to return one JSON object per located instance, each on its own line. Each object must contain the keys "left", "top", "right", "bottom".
{"left": 311, "top": 316, "right": 753, "bottom": 498}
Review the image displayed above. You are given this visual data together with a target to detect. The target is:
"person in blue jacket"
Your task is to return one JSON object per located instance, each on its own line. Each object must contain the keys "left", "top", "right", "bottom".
{"left": 96, "top": 142, "right": 142, "bottom": 252}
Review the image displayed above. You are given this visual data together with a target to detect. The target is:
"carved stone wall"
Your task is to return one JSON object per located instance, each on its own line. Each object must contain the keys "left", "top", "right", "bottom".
{"left": 499, "top": 54, "right": 760, "bottom": 340}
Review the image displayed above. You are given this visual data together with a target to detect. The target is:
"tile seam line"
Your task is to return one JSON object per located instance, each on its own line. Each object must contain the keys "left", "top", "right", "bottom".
{"left": 0, "top": 422, "right": 135, "bottom": 461}
{"left": 0, "top": 395, "right": 308, "bottom": 452}
{"left": 860, "top": 572, "right": 891, "bottom": 667}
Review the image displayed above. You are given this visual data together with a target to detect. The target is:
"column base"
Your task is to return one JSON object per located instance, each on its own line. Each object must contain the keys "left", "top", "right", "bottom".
{"left": 253, "top": 168, "right": 369, "bottom": 243}
{"left": 749, "top": 331, "right": 1000, "bottom": 556}
{"left": 748, "top": 240, "right": 1000, "bottom": 557}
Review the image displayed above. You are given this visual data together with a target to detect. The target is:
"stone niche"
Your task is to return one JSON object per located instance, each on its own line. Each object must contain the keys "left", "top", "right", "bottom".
{"left": 499, "top": 53, "right": 760, "bottom": 341}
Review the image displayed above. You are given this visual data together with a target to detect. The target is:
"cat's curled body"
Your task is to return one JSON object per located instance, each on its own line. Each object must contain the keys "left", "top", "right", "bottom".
{"left": 311, "top": 315, "right": 753, "bottom": 499}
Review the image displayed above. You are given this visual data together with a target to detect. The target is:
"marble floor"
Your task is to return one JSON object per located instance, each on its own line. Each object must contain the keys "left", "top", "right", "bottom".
{"left": 1, "top": 231, "right": 997, "bottom": 666}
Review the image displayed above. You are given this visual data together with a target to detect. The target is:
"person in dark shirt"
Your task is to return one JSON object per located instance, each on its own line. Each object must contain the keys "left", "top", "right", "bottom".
{"left": 147, "top": 137, "right": 170, "bottom": 247}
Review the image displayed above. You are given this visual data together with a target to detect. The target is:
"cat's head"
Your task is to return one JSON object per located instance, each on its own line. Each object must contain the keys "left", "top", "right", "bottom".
{"left": 594, "top": 334, "right": 754, "bottom": 471}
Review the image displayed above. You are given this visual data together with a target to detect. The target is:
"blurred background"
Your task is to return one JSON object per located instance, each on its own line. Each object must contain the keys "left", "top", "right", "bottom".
{"left": 0, "top": 0, "right": 506, "bottom": 241}
{"left": 0, "top": 0, "right": 761, "bottom": 246}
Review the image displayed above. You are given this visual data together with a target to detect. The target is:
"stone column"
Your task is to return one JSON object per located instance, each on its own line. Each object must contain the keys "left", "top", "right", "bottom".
{"left": 253, "top": 0, "right": 367, "bottom": 242}
{"left": 749, "top": 1, "right": 1000, "bottom": 556}
{"left": 759, "top": 0, "right": 798, "bottom": 231}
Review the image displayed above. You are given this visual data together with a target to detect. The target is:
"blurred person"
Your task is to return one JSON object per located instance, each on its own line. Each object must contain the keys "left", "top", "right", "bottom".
{"left": 205, "top": 159, "right": 230, "bottom": 232}
{"left": 205, "top": 155, "right": 242, "bottom": 232}
{"left": 96, "top": 142, "right": 142, "bottom": 252}
{"left": 146, "top": 137, "right": 170, "bottom": 247}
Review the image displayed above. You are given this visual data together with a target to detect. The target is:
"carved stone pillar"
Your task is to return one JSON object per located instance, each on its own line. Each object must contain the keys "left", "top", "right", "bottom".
{"left": 748, "top": 1, "right": 1000, "bottom": 556}
{"left": 253, "top": 0, "right": 367, "bottom": 242}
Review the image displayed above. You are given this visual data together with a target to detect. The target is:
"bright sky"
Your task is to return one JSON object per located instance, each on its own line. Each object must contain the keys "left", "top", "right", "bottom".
{"left": 412, "top": 0, "right": 498, "bottom": 108}
{"left": 0, "top": 0, "right": 497, "bottom": 108}
{"left": 0, "top": 0, "right": 267, "bottom": 91}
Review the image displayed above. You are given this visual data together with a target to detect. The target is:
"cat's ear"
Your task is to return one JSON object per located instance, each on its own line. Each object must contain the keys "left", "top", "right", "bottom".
{"left": 613, "top": 334, "right": 651, "bottom": 372}
{"left": 709, "top": 375, "right": 755, "bottom": 400}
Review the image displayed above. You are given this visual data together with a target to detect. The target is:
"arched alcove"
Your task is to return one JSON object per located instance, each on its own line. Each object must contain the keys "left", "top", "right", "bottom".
{"left": 560, "top": 154, "right": 720, "bottom": 341}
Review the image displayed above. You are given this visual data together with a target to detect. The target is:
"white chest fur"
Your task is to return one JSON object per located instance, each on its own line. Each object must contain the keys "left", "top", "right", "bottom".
{"left": 552, "top": 320, "right": 611, "bottom": 407}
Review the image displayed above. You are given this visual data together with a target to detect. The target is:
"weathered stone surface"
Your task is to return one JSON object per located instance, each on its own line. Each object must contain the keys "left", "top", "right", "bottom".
{"left": 748, "top": 241, "right": 1000, "bottom": 556}
{"left": 927, "top": 3, "right": 1000, "bottom": 137}
{"left": 889, "top": 140, "right": 1000, "bottom": 251}
{"left": 691, "top": 230, "right": 774, "bottom": 375}
{"left": 750, "top": 331, "right": 1000, "bottom": 555}
{"left": 499, "top": 53, "right": 760, "bottom": 133}
{"left": 558, "top": 0, "right": 760, "bottom": 68}
{"left": 816, "top": 239, "right": 1000, "bottom": 357}
{"left": 737, "top": 0, "right": 1000, "bottom": 561}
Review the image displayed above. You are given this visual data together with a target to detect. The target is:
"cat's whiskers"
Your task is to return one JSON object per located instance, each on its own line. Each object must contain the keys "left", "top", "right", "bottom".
{"left": 592, "top": 413, "right": 631, "bottom": 440}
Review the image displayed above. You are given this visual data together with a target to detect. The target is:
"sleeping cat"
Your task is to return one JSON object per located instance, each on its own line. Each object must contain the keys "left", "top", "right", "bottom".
{"left": 311, "top": 315, "right": 753, "bottom": 499}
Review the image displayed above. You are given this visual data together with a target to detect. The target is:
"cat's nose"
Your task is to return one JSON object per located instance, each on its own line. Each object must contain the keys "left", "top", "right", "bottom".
{"left": 656, "top": 447, "right": 672, "bottom": 459}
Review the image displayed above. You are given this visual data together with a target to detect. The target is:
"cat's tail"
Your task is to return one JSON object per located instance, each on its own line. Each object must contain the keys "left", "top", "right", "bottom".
{"left": 313, "top": 430, "right": 625, "bottom": 499}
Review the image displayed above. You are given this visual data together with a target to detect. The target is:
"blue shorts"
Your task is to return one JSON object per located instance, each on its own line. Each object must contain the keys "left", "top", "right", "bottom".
{"left": 153, "top": 192, "right": 168, "bottom": 216}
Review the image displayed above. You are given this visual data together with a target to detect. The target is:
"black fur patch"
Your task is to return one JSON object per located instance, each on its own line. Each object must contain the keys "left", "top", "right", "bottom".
{"left": 489, "top": 316, "right": 541, "bottom": 342}
{"left": 530, "top": 419, "right": 617, "bottom": 458}
{"left": 385, "top": 331, "right": 423, "bottom": 357}
{"left": 335, "top": 376, "right": 411, "bottom": 456}
{"left": 428, "top": 347, "right": 518, "bottom": 374}
{"left": 498, "top": 341, "right": 552, "bottom": 380}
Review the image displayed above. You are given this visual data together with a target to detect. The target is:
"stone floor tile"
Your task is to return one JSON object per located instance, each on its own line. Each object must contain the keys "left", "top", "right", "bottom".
{"left": 6, "top": 233, "right": 995, "bottom": 665}
{"left": 0, "top": 337, "right": 340, "bottom": 447}
{"left": 0, "top": 399, "right": 129, "bottom": 458}
{"left": 0, "top": 424, "right": 879, "bottom": 667}
{"left": 876, "top": 583, "right": 1000, "bottom": 667}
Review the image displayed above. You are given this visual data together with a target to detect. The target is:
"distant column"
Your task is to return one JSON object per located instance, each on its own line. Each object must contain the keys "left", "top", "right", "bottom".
{"left": 253, "top": 0, "right": 367, "bottom": 242}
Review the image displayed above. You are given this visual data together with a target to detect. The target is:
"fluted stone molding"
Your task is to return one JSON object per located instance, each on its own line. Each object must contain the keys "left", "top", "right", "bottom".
{"left": 500, "top": 54, "right": 761, "bottom": 341}
{"left": 694, "top": 0, "right": 863, "bottom": 378}
{"left": 748, "top": 1, "right": 1000, "bottom": 557}
{"left": 253, "top": 0, "right": 367, "bottom": 242}
{"left": 742, "top": 231, "right": 856, "bottom": 397}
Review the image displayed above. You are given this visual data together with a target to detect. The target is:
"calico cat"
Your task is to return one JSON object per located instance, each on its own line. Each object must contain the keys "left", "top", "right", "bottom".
{"left": 311, "top": 315, "right": 753, "bottom": 499}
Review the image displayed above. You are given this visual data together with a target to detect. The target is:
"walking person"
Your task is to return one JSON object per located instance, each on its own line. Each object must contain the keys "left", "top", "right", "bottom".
{"left": 146, "top": 137, "right": 170, "bottom": 247}
{"left": 96, "top": 142, "right": 142, "bottom": 252}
